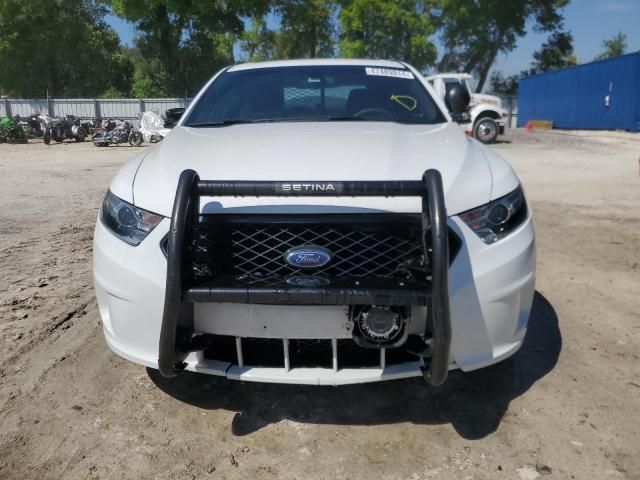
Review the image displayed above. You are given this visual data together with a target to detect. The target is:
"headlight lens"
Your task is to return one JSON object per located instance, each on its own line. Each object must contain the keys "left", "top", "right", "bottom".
{"left": 458, "top": 186, "right": 527, "bottom": 244}
{"left": 100, "top": 190, "right": 163, "bottom": 246}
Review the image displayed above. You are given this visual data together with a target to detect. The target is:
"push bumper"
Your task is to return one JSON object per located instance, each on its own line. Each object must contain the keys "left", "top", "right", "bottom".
{"left": 158, "top": 170, "right": 452, "bottom": 385}
{"left": 94, "top": 175, "right": 536, "bottom": 386}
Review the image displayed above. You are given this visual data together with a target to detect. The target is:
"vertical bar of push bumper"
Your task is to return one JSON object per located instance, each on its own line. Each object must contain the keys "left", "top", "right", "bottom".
{"left": 421, "top": 169, "right": 451, "bottom": 386}
{"left": 380, "top": 348, "right": 386, "bottom": 370}
{"left": 236, "top": 337, "right": 244, "bottom": 368}
{"left": 332, "top": 338, "right": 338, "bottom": 372}
{"left": 283, "top": 339, "right": 290, "bottom": 372}
{"left": 158, "top": 169, "right": 199, "bottom": 378}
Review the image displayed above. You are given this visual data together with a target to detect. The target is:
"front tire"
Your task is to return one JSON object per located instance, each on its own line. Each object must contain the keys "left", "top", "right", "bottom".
{"left": 93, "top": 133, "right": 108, "bottom": 147}
{"left": 43, "top": 130, "right": 51, "bottom": 145}
{"left": 129, "top": 132, "right": 143, "bottom": 146}
{"left": 75, "top": 127, "right": 86, "bottom": 142}
{"left": 473, "top": 117, "right": 499, "bottom": 144}
{"left": 54, "top": 126, "right": 64, "bottom": 143}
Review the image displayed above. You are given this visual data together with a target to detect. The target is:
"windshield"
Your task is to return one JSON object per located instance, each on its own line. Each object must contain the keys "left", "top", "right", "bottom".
{"left": 184, "top": 65, "right": 446, "bottom": 126}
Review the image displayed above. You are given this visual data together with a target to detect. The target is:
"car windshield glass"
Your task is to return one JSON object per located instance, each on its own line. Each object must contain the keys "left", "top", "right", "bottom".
{"left": 184, "top": 65, "right": 446, "bottom": 126}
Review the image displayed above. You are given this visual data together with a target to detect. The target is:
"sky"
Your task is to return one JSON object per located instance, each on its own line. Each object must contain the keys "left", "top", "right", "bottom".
{"left": 491, "top": 0, "right": 640, "bottom": 76}
{"left": 106, "top": 0, "right": 640, "bottom": 77}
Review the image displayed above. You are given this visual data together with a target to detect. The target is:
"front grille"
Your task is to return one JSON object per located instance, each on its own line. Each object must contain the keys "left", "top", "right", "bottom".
{"left": 185, "top": 214, "right": 454, "bottom": 285}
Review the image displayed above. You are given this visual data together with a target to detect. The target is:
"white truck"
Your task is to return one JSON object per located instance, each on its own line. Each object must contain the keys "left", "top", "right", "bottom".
{"left": 426, "top": 73, "right": 508, "bottom": 143}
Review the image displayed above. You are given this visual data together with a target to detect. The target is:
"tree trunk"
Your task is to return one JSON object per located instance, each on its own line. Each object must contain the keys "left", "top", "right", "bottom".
{"left": 475, "top": 47, "right": 499, "bottom": 93}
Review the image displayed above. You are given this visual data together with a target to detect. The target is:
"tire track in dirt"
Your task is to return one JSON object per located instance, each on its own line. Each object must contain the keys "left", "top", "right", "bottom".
{"left": 0, "top": 221, "right": 97, "bottom": 398}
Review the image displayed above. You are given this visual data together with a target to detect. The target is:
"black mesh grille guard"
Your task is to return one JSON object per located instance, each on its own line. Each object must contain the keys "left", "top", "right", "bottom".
{"left": 158, "top": 170, "right": 452, "bottom": 386}
{"left": 187, "top": 215, "right": 427, "bottom": 282}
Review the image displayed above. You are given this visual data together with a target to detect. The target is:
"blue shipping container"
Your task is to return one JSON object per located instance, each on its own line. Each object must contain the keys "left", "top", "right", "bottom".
{"left": 517, "top": 52, "right": 640, "bottom": 131}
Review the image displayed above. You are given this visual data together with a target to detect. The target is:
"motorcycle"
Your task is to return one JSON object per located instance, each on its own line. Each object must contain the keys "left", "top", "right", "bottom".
{"left": 81, "top": 119, "right": 98, "bottom": 137}
{"left": 14, "top": 113, "right": 43, "bottom": 138}
{"left": 137, "top": 107, "right": 183, "bottom": 143}
{"left": 39, "top": 114, "right": 55, "bottom": 144}
{"left": 139, "top": 111, "right": 171, "bottom": 143}
{"left": 0, "top": 117, "right": 28, "bottom": 143}
{"left": 93, "top": 120, "right": 143, "bottom": 147}
{"left": 42, "top": 114, "right": 86, "bottom": 144}
{"left": 93, "top": 118, "right": 117, "bottom": 133}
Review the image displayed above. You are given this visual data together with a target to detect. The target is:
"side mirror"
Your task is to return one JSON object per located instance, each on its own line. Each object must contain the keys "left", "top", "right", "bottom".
{"left": 165, "top": 108, "right": 185, "bottom": 128}
{"left": 444, "top": 84, "right": 471, "bottom": 122}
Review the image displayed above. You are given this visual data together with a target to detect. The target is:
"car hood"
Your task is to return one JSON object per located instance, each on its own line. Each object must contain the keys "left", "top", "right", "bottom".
{"left": 131, "top": 121, "right": 494, "bottom": 217}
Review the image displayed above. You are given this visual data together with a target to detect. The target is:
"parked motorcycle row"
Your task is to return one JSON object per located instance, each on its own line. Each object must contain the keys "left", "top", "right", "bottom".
{"left": 0, "top": 107, "right": 184, "bottom": 147}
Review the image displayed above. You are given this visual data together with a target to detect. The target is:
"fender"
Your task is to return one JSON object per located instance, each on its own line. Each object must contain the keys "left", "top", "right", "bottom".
{"left": 470, "top": 105, "right": 506, "bottom": 125}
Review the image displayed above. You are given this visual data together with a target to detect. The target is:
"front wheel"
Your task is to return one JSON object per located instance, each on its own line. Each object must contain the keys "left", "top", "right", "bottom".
{"left": 129, "top": 132, "right": 143, "bottom": 146}
{"left": 75, "top": 127, "right": 86, "bottom": 142}
{"left": 93, "top": 133, "right": 108, "bottom": 147}
{"left": 53, "top": 126, "right": 64, "bottom": 142}
{"left": 43, "top": 130, "right": 51, "bottom": 145}
{"left": 473, "top": 117, "right": 499, "bottom": 144}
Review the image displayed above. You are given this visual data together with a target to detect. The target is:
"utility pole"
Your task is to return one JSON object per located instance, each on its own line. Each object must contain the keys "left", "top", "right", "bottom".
{"left": 47, "top": 89, "right": 54, "bottom": 117}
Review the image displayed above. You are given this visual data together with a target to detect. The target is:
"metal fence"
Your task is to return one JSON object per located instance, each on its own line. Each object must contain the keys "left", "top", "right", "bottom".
{"left": 1, "top": 97, "right": 191, "bottom": 120}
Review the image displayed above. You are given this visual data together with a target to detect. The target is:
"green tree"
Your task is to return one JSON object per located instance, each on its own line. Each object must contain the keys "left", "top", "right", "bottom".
{"left": 240, "top": 16, "right": 277, "bottom": 62}
{"left": 489, "top": 71, "right": 519, "bottom": 96}
{"left": 99, "top": 86, "right": 124, "bottom": 98}
{"left": 109, "top": 0, "right": 266, "bottom": 95}
{"left": 240, "top": 1, "right": 336, "bottom": 62}
{"left": 0, "top": 0, "right": 133, "bottom": 97}
{"left": 530, "top": 30, "right": 576, "bottom": 73}
{"left": 435, "top": 0, "right": 569, "bottom": 92}
{"left": 338, "top": 0, "right": 437, "bottom": 71}
{"left": 131, "top": 67, "right": 168, "bottom": 98}
{"left": 594, "top": 32, "right": 627, "bottom": 60}
{"left": 275, "top": 0, "right": 337, "bottom": 58}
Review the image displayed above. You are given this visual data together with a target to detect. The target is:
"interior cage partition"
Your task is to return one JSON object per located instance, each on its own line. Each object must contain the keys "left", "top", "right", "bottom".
{"left": 159, "top": 169, "right": 451, "bottom": 386}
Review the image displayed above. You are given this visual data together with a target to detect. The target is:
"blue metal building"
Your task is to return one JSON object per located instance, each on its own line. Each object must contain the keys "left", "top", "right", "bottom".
{"left": 517, "top": 52, "right": 640, "bottom": 131}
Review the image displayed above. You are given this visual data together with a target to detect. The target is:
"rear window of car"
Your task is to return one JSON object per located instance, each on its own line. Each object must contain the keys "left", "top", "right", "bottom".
{"left": 184, "top": 65, "right": 446, "bottom": 126}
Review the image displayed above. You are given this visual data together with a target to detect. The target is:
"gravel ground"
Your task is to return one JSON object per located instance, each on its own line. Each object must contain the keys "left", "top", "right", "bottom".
{"left": 0, "top": 130, "right": 638, "bottom": 480}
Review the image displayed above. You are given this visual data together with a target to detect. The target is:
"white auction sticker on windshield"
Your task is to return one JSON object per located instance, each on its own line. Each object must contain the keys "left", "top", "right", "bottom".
{"left": 365, "top": 67, "right": 414, "bottom": 79}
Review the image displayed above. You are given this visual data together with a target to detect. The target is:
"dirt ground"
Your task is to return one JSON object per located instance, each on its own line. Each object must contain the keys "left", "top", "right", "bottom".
{"left": 0, "top": 130, "right": 638, "bottom": 480}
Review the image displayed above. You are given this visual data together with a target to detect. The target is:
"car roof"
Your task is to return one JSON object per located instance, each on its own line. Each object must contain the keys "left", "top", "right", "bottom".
{"left": 227, "top": 58, "right": 408, "bottom": 72}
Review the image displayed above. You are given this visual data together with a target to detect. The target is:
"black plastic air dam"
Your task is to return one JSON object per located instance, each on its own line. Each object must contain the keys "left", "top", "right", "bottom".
{"left": 158, "top": 169, "right": 451, "bottom": 386}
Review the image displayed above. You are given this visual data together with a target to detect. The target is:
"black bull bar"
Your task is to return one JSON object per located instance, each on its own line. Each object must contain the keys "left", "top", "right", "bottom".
{"left": 158, "top": 169, "right": 452, "bottom": 386}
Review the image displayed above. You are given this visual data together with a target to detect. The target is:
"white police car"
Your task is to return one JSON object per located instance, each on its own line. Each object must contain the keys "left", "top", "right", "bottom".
{"left": 93, "top": 59, "right": 535, "bottom": 386}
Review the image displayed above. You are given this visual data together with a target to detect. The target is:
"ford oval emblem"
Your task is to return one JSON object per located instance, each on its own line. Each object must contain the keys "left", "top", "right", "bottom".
{"left": 284, "top": 245, "right": 332, "bottom": 268}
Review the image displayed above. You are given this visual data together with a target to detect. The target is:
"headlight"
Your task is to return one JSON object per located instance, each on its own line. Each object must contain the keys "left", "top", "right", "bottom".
{"left": 458, "top": 186, "right": 527, "bottom": 244}
{"left": 100, "top": 190, "right": 163, "bottom": 246}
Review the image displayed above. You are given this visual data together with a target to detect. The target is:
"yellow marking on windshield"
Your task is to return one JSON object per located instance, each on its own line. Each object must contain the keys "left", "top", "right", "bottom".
{"left": 390, "top": 95, "right": 417, "bottom": 111}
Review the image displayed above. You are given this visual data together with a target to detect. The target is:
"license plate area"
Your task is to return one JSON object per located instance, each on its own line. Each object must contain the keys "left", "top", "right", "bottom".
{"left": 194, "top": 303, "right": 352, "bottom": 339}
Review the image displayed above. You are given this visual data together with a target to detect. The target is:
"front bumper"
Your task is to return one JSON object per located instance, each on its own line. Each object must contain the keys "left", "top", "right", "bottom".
{"left": 94, "top": 177, "right": 535, "bottom": 386}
